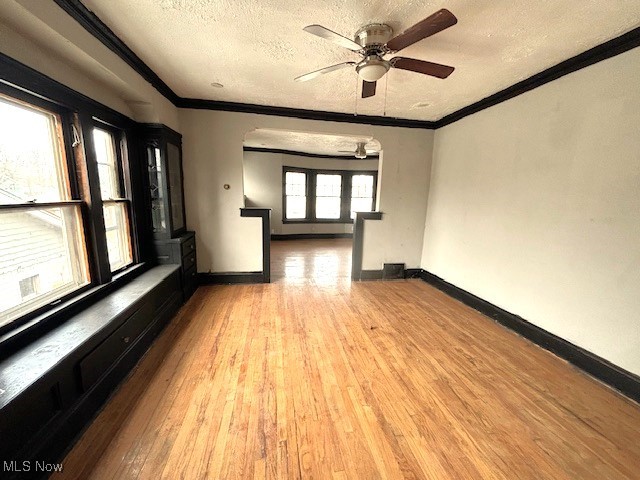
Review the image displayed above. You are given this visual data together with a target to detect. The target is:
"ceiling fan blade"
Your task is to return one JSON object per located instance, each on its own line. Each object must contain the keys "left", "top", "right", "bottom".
{"left": 386, "top": 9, "right": 457, "bottom": 52}
{"left": 338, "top": 150, "right": 355, "bottom": 153}
{"left": 362, "top": 80, "right": 376, "bottom": 98}
{"left": 303, "top": 25, "right": 363, "bottom": 51}
{"left": 390, "top": 57, "right": 454, "bottom": 79}
{"left": 294, "top": 62, "right": 356, "bottom": 82}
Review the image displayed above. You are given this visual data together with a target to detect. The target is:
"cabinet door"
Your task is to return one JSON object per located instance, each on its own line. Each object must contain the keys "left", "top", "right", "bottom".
{"left": 166, "top": 142, "right": 185, "bottom": 233}
{"left": 147, "top": 146, "right": 167, "bottom": 235}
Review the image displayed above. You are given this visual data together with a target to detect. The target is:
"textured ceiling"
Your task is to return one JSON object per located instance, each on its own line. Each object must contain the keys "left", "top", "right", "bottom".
{"left": 81, "top": 0, "right": 640, "bottom": 121}
{"left": 244, "top": 129, "right": 381, "bottom": 156}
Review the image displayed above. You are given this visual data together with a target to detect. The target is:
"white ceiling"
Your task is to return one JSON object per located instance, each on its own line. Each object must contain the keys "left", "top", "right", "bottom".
{"left": 49, "top": 1, "right": 640, "bottom": 121}
{"left": 244, "top": 128, "right": 381, "bottom": 156}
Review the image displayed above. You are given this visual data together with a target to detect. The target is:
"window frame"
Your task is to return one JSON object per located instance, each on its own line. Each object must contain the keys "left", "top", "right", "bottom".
{"left": 282, "top": 166, "right": 378, "bottom": 224}
{"left": 283, "top": 169, "right": 308, "bottom": 220}
{"left": 92, "top": 121, "right": 135, "bottom": 274}
{"left": 0, "top": 79, "right": 145, "bottom": 345}
{"left": 314, "top": 172, "right": 343, "bottom": 220}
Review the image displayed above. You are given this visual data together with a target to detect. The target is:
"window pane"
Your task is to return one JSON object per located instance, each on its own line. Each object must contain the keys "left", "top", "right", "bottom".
{"left": 103, "top": 203, "right": 133, "bottom": 272}
{"left": 315, "top": 174, "right": 342, "bottom": 219}
{"left": 285, "top": 171, "right": 306, "bottom": 196}
{"left": 148, "top": 147, "right": 167, "bottom": 233}
{"left": 351, "top": 197, "right": 374, "bottom": 218}
{"left": 285, "top": 171, "right": 306, "bottom": 219}
{"left": 316, "top": 197, "right": 341, "bottom": 219}
{"left": 286, "top": 196, "right": 306, "bottom": 219}
{"left": 0, "top": 206, "right": 90, "bottom": 327}
{"left": 351, "top": 174, "right": 374, "bottom": 219}
{"left": 0, "top": 97, "right": 69, "bottom": 203}
{"left": 316, "top": 174, "right": 342, "bottom": 197}
{"left": 167, "top": 142, "right": 184, "bottom": 230}
{"left": 352, "top": 175, "right": 374, "bottom": 198}
{"left": 93, "top": 128, "right": 120, "bottom": 200}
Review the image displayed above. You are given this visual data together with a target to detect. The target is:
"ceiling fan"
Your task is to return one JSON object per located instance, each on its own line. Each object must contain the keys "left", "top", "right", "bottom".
{"left": 294, "top": 9, "right": 457, "bottom": 98}
{"left": 338, "top": 141, "right": 377, "bottom": 159}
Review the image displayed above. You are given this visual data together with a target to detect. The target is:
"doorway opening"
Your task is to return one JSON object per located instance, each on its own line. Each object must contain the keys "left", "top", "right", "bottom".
{"left": 242, "top": 128, "right": 381, "bottom": 283}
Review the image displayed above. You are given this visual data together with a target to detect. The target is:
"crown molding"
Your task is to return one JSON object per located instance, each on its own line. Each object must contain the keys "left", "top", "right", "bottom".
{"left": 52, "top": 0, "right": 181, "bottom": 104}
{"left": 177, "top": 98, "right": 436, "bottom": 129}
{"left": 53, "top": 1, "right": 640, "bottom": 130}
{"left": 433, "top": 25, "right": 640, "bottom": 128}
{"left": 243, "top": 146, "right": 379, "bottom": 159}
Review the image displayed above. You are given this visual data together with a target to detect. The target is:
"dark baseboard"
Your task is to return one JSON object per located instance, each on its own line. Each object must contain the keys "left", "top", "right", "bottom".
{"left": 358, "top": 268, "right": 422, "bottom": 281}
{"left": 418, "top": 270, "right": 640, "bottom": 403}
{"left": 271, "top": 233, "right": 353, "bottom": 240}
{"left": 404, "top": 268, "right": 422, "bottom": 279}
{"left": 360, "top": 270, "right": 383, "bottom": 280}
{"left": 198, "top": 272, "right": 265, "bottom": 285}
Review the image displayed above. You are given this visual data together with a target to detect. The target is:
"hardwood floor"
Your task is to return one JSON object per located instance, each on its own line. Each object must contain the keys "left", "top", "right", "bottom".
{"left": 270, "top": 238, "right": 353, "bottom": 283}
{"left": 55, "top": 279, "right": 640, "bottom": 479}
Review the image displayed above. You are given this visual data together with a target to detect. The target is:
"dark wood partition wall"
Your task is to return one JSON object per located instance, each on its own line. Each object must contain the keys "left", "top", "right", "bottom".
{"left": 240, "top": 208, "right": 271, "bottom": 283}
{"left": 197, "top": 208, "right": 271, "bottom": 285}
{"left": 351, "top": 211, "right": 383, "bottom": 280}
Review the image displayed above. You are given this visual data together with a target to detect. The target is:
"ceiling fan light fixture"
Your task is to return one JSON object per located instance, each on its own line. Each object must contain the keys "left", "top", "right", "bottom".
{"left": 298, "top": 9, "right": 458, "bottom": 97}
{"left": 356, "top": 57, "right": 390, "bottom": 82}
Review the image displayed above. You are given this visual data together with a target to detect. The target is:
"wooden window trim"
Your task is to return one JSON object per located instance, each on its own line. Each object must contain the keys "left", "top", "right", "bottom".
{"left": 0, "top": 77, "right": 145, "bottom": 347}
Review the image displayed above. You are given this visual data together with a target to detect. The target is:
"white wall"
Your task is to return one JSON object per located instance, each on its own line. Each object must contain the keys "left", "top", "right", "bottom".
{"left": 180, "top": 109, "right": 434, "bottom": 273}
{"left": 422, "top": 47, "right": 640, "bottom": 375}
{"left": 243, "top": 151, "right": 379, "bottom": 235}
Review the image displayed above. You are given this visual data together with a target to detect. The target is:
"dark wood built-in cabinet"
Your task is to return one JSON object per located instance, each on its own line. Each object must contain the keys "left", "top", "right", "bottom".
{"left": 139, "top": 124, "right": 186, "bottom": 238}
{"left": 155, "top": 232, "right": 197, "bottom": 300}
{"left": 139, "top": 124, "right": 197, "bottom": 300}
{"left": 0, "top": 266, "right": 183, "bottom": 479}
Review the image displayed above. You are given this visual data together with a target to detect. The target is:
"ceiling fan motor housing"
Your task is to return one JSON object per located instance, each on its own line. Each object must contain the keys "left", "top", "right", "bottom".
{"left": 354, "top": 24, "right": 393, "bottom": 82}
{"left": 355, "top": 23, "right": 393, "bottom": 49}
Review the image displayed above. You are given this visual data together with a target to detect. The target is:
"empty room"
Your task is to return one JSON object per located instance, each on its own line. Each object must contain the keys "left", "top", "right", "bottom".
{"left": 0, "top": 1, "right": 639, "bottom": 479}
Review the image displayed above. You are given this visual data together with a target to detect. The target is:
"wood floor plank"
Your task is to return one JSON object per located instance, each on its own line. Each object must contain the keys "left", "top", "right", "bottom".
{"left": 54, "top": 240, "right": 640, "bottom": 479}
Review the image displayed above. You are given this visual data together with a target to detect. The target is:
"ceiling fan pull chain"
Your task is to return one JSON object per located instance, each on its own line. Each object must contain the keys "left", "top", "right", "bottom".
{"left": 354, "top": 73, "right": 359, "bottom": 116}
{"left": 383, "top": 75, "right": 389, "bottom": 116}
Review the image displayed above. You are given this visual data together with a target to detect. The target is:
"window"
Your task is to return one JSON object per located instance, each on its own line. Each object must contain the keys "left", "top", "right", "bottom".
{"left": 315, "top": 174, "right": 342, "bottom": 219}
{"left": 350, "top": 174, "right": 375, "bottom": 219}
{"left": 282, "top": 167, "right": 377, "bottom": 223}
{"left": 0, "top": 82, "right": 141, "bottom": 337}
{"left": 0, "top": 95, "right": 90, "bottom": 328}
{"left": 284, "top": 170, "right": 307, "bottom": 219}
{"left": 93, "top": 127, "right": 133, "bottom": 272}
